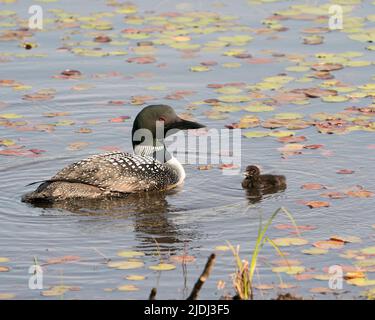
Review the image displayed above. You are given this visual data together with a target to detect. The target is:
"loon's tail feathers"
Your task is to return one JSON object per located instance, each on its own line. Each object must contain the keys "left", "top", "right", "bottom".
{"left": 22, "top": 180, "right": 112, "bottom": 204}
{"left": 25, "top": 180, "right": 49, "bottom": 187}
{"left": 22, "top": 181, "right": 55, "bottom": 204}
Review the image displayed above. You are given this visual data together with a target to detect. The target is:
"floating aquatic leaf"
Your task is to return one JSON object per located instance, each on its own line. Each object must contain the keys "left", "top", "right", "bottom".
{"left": 304, "top": 201, "right": 330, "bottom": 209}
{"left": 275, "top": 224, "right": 316, "bottom": 231}
{"left": 127, "top": 56, "right": 156, "bottom": 64}
{"left": 303, "top": 35, "right": 324, "bottom": 45}
{"left": 61, "top": 69, "right": 82, "bottom": 77}
{"left": 313, "top": 240, "right": 344, "bottom": 249}
{"left": 254, "top": 284, "right": 274, "bottom": 290}
{"left": 218, "top": 95, "right": 251, "bottom": 103}
{"left": 110, "top": 116, "right": 131, "bottom": 123}
{"left": 309, "top": 287, "right": 333, "bottom": 294}
{"left": 0, "top": 293, "right": 15, "bottom": 299}
{"left": 197, "top": 165, "right": 212, "bottom": 170}
{"left": 118, "top": 284, "right": 139, "bottom": 291}
{"left": 0, "top": 266, "right": 10, "bottom": 272}
{"left": 125, "top": 275, "right": 145, "bottom": 281}
{"left": 22, "top": 92, "right": 54, "bottom": 101}
{"left": 302, "top": 248, "right": 328, "bottom": 255}
{"left": 149, "top": 263, "right": 176, "bottom": 271}
{"left": 344, "top": 272, "right": 366, "bottom": 280}
{"left": 311, "top": 63, "right": 344, "bottom": 72}
{"left": 320, "top": 192, "right": 347, "bottom": 199}
{"left": 345, "top": 60, "right": 372, "bottom": 67}
{"left": 273, "top": 259, "right": 301, "bottom": 267}
{"left": 190, "top": 66, "right": 210, "bottom": 72}
{"left": 301, "top": 183, "right": 326, "bottom": 190}
{"left": 0, "top": 113, "right": 23, "bottom": 119}
{"left": 76, "top": 128, "right": 92, "bottom": 134}
{"left": 170, "top": 255, "right": 196, "bottom": 264}
{"left": 243, "top": 105, "right": 274, "bottom": 112}
{"left": 219, "top": 163, "right": 239, "bottom": 170}
{"left": 215, "top": 245, "right": 230, "bottom": 251}
{"left": 272, "top": 266, "right": 305, "bottom": 275}
{"left": 278, "top": 136, "right": 306, "bottom": 143}
{"left": 360, "top": 247, "right": 375, "bottom": 255}
{"left": 346, "top": 189, "right": 374, "bottom": 198}
{"left": 337, "top": 169, "right": 354, "bottom": 174}
{"left": 313, "top": 274, "right": 331, "bottom": 281}
{"left": 275, "top": 113, "right": 303, "bottom": 120}
{"left": 347, "top": 278, "right": 375, "bottom": 287}
{"left": 45, "top": 255, "right": 80, "bottom": 265}
{"left": 269, "top": 131, "right": 295, "bottom": 138}
{"left": 330, "top": 235, "right": 361, "bottom": 244}
{"left": 321, "top": 95, "right": 349, "bottom": 103}
{"left": 243, "top": 131, "right": 269, "bottom": 138}
{"left": 286, "top": 66, "right": 310, "bottom": 72}
{"left": 272, "top": 238, "right": 308, "bottom": 247}
{"left": 117, "top": 251, "right": 145, "bottom": 258}
{"left": 107, "top": 260, "right": 144, "bottom": 270}
{"left": 67, "top": 142, "right": 89, "bottom": 151}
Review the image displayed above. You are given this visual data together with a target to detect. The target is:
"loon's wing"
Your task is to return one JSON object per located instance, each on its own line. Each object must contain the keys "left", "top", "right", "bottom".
{"left": 50, "top": 152, "right": 179, "bottom": 193}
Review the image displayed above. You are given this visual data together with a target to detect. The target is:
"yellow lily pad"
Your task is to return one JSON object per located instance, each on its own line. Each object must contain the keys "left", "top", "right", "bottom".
{"left": 302, "top": 248, "right": 328, "bottom": 255}
{"left": 272, "top": 238, "right": 309, "bottom": 247}
{"left": 149, "top": 263, "right": 176, "bottom": 271}
{"left": 360, "top": 247, "right": 375, "bottom": 255}
{"left": 272, "top": 266, "right": 305, "bottom": 275}
{"left": 347, "top": 278, "right": 375, "bottom": 287}
{"left": 321, "top": 95, "right": 349, "bottom": 102}
{"left": 269, "top": 131, "right": 295, "bottom": 138}
{"left": 117, "top": 250, "right": 145, "bottom": 258}
{"left": 190, "top": 66, "right": 210, "bottom": 72}
{"left": 125, "top": 275, "right": 146, "bottom": 281}
{"left": 0, "top": 293, "right": 15, "bottom": 299}
{"left": 118, "top": 284, "right": 139, "bottom": 291}
{"left": 243, "top": 105, "right": 274, "bottom": 112}
{"left": 243, "top": 131, "right": 269, "bottom": 138}
{"left": 275, "top": 113, "right": 303, "bottom": 120}
{"left": 0, "top": 113, "right": 23, "bottom": 119}
{"left": 107, "top": 260, "right": 144, "bottom": 270}
{"left": 285, "top": 66, "right": 310, "bottom": 72}
{"left": 345, "top": 60, "right": 372, "bottom": 67}
{"left": 215, "top": 245, "right": 231, "bottom": 251}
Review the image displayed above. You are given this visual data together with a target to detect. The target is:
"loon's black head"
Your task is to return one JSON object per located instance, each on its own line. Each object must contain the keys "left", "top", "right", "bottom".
{"left": 131, "top": 104, "right": 205, "bottom": 148}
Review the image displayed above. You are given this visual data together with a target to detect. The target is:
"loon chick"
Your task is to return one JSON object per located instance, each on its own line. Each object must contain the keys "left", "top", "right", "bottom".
{"left": 242, "top": 165, "right": 286, "bottom": 190}
{"left": 22, "top": 104, "right": 205, "bottom": 204}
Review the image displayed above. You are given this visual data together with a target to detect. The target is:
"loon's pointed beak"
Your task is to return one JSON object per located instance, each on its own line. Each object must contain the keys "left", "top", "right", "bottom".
{"left": 167, "top": 117, "right": 206, "bottom": 131}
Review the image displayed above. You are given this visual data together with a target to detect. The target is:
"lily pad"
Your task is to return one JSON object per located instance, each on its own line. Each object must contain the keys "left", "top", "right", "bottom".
{"left": 272, "top": 238, "right": 308, "bottom": 246}
{"left": 117, "top": 251, "right": 145, "bottom": 258}
{"left": 149, "top": 263, "right": 176, "bottom": 271}
{"left": 107, "top": 260, "right": 144, "bottom": 270}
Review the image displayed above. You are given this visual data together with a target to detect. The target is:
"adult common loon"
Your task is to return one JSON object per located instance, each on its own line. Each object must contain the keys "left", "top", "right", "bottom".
{"left": 22, "top": 105, "right": 205, "bottom": 204}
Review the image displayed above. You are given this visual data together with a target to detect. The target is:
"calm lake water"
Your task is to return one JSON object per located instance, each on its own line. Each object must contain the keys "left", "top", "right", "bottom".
{"left": 0, "top": 0, "right": 374, "bottom": 299}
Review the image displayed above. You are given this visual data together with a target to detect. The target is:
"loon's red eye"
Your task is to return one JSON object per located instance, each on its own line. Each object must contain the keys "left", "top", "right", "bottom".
{"left": 159, "top": 116, "right": 166, "bottom": 122}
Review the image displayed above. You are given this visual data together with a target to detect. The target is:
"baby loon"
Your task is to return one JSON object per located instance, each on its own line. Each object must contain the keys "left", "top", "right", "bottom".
{"left": 242, "top": 165, "right": 286, "bottom": 190}
{"left": 22, "top": 104, "right": 205, "bottom": 204}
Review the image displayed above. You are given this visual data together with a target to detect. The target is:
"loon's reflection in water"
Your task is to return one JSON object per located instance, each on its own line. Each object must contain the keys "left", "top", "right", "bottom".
{"left": 30, "top": 189, "right": 196, "bottom": 253}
